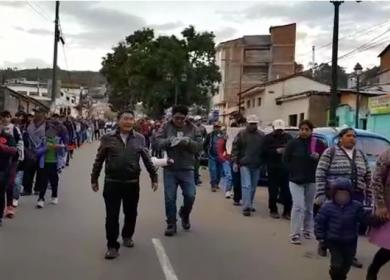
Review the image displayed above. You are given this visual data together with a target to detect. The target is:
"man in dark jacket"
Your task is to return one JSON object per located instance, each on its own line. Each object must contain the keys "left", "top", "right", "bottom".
{"left": 262, "top": 119, "right": 293, "bottom": 219}
{"left": 156, "top": 105, "right": 203, "bottom": 236}
{"left": 91, "top": 110, "right": 158, "bottom": 260}
{"left": 204, "top": 121, "right": 225, "bottom": 192}
{"left": 315, "top": 178, "right": 365, "bottom": 280}
{"left": 231, "top": 115, "right": 265, "bottom": 217}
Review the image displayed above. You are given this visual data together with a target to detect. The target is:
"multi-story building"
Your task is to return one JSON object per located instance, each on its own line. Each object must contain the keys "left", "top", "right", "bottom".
{"left": 212, "top": 23, "right": 297, "bottom": 123}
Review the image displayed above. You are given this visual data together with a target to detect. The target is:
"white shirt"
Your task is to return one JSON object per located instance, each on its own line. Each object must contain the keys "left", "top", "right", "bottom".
{"left": 120, "top": 133, "right": 129, "bottom": 145}
{"left": 342, "top": 147, "right": 354, "bottom": 159}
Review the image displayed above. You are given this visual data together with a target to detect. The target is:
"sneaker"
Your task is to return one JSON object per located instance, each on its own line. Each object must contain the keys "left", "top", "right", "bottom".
{"left": 250, "top": 208, "right": 256, "bottom": 212}
{"left": 233, "top": 201, "right": 241, "bottom": 206}
{"left": 12, "top": 199, "right": 19, "bottom": 208}
{"left": 211, "top": 186, "right": 218, "bottom": 192}
{"left": 270, "top": 212, "right": 281, "bottom": 219}
{"left": 51, "top": 198, "right": 59, "bottom": 205}
{"left": 20, "top": 192, "right": 32, "bottom": 196}
{"left": 123, "top": 238, "right": 134, "bottom": 248}
{"left": 352, "top": 257, "right": 363, "bottom": 269}
{"left": 225, "top": 191, "right": 232, "bottom": 199}
{"left": 179, "top": 208, "right": 191, "bottom": 230}
{"left": 105, "top": 248, "right": 119, "bottom": 260}
{"left": 5, "top": 206, "right": 15, "bottom": 219}
{"left": 303, "top": 232, "right": 312, "bottom": 240}
{"left": 243, "top": 208, "right": 251, "bottom": 217}
{"left": 36, "top": 200, "right": 44, "bottom": 209}
{"left": 318, "top": 241, "right": 328, "bottom": 257}
{"left": 164, "top": 224, "right": 177, "bottom": 237}
{"left": 290, "top": 235, "right": 302, "bottom": 245}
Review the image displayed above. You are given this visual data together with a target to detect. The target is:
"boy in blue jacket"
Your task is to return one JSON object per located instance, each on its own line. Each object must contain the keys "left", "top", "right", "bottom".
{"left": 315, "top": 178, "right": 365, "bottom": 280}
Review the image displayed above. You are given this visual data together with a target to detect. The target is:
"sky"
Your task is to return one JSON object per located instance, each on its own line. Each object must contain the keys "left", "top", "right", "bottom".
{"left": 1, "top": 0, "right": 390, "bottom": 72}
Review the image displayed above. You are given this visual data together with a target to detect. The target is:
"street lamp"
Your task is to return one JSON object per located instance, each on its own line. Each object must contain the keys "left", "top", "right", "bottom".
{"left": 354, "top": 62, "right": 363, "bottom": 129}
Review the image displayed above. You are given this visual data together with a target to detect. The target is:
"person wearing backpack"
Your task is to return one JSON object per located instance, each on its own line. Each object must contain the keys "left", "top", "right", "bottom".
{"left": 315, "top": 127, "right": 372, "bottom": 269}
{"left": 284, "top": 120, "right": 326, "bottom": 244}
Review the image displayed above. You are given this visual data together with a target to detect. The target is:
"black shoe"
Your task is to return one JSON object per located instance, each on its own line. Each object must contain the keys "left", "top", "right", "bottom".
{"left": 318, "top": 242, "right": 327, "bottom": 257}
{"left": 250, "top": 208, "right": 256, "bottom": 212}
{"left": 282, "top": 213, "right": 291, "bottom": 220}
{"left": 105, "top": 248, "right": 119, "bottom": 260}
{"left": 164, "top": 224, "right": 177, "bottom": 237}
{"left": 366, "top": 265, "right": 378, "bottom": 280}
{"left": 352, "top": 257, "right": 363, "bottom": 269}
{"left": 21, "top": 192, "right": 32, "bottom": 196}
{"left": 123, "top": 238, "right": 134, "bottom": 248}
{"left": 233, "top": 201, "right": 241, "bottom": 206}
{"left": 179, "top": 209, "right": 191, "bottom": 230}
{"left": 270, "top": 212, "right": 280, "bottom": 219}
{"left": 243, "top": 209, "right": 251, "bottom": 217}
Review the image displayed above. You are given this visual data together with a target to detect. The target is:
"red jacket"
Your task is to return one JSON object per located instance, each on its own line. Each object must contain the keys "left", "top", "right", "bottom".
{"left": 216, "top": 138, "right": 230, "bottom": 162}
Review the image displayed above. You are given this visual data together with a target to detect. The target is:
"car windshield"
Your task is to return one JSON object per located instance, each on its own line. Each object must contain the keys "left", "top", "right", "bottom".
{"left": 356, "top": 137, "right": 390, "bottom": 158}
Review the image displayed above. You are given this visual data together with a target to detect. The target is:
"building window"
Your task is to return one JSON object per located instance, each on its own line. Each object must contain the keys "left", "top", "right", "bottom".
{"left": 252, "top": 98, "right": 255, "bottom": 107}
{"left": 289, "top": 114, "right": 298, "bottom": 127}
{"left": 29, "top": 91, "right": 38, "bottom": 96}
{"left": 257, "top": 97, "right": 262, "bottom": 107}
{"left": 247, "top": 100, "right": 251, "bottom": 108}
{"left": 300, "top": 113, "right": 305, "bottom": 122}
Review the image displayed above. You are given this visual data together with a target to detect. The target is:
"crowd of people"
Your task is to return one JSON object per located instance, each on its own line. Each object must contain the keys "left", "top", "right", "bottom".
{"left": 90, "top": 106, "right": 389, "bottom": 279}
{"left": 3, "top": 104, "right": 388, "bottom": 279}
{"left": 0, "top": 107, "right": 108, "bottom": 225}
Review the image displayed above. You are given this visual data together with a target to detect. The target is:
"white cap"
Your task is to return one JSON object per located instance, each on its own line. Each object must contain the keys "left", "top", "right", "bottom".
{"left": 194, "top": 115, "right": 202, "bottom": 121}
{"left": 247, "top": 114, "right": 259, "bottom": 124}
{"left": 272, "top": 119, "right": 286, "bottom": 130}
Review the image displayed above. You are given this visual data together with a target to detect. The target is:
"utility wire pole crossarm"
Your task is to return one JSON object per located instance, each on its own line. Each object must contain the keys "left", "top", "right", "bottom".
{"left": 51, "top": 1, "right": 60, "bottom": 109}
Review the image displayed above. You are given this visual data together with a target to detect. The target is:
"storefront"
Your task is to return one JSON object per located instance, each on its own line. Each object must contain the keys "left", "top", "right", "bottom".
{"left": 367, "top": 94, "right": 390, "bottom": 140}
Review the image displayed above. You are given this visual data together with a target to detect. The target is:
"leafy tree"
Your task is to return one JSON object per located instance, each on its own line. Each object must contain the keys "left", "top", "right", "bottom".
{"left": 310, "top": 63, "right": 348, "bottom": 88}
{"left": 100, "top": 26, "right": 221, "bottom": 117}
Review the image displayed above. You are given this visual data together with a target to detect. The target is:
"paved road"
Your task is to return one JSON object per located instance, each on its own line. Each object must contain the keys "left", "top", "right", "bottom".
{"left": 1, "top": 142, "right": 389, "bottom": 280}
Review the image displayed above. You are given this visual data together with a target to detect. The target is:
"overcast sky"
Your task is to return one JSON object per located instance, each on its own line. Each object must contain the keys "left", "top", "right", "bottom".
{"left": 1, "top": 0, "right": 390, "bottom": 72}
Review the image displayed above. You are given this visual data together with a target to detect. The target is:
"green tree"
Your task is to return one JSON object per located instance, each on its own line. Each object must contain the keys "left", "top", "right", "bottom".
{"left": 310, "top": 63, "right": 348, "bottom": 88}
{"left": 100, "top": 26, "right": 221, "bottom": 117}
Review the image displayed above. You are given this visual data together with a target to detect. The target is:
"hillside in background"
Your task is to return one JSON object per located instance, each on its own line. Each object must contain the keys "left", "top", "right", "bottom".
{"left": 0, "top": 68, "right": 106, "bottom": 88}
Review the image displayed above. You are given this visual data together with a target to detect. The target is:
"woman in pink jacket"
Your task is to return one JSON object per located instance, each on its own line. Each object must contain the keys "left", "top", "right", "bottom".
{"left": 367, "top": 148, "right": 390, "bottom": 279}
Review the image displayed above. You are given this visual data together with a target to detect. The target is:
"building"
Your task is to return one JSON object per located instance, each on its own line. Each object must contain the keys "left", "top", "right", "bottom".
{"left": 375, "top": 45, "right": 390, "bottom": 92}
{"left": 0, "top": 86, "right": 49, "bottom": 114}
{"left": 367, "top": 94, "right": 390, "bottom": 139}
{"left": 6, "top": 78, "right": 51, "bottom": 103}
{"left": 212, "top": 23, "right": 297, "bottom": 123}
{"left": 240, "top": 74, "right": 330, "bottom": 127}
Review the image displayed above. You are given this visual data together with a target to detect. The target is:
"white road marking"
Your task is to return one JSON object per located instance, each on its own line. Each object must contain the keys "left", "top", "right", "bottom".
{"left": 152, "top": 238, "right": 179, "bottom": 280}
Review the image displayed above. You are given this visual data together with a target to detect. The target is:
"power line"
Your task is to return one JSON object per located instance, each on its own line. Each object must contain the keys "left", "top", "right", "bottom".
{"left": 25, "top": 1, "right": 52, "bottom": 23}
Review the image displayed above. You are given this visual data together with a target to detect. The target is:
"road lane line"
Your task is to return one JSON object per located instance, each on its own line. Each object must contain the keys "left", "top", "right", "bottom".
{"left": 152, "top": 238, "right": 179, "bottom": 280}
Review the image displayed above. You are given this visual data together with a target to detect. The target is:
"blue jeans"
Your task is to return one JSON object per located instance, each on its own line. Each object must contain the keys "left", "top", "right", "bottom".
{"left": 240, "top": 166, "right": 260, "bottom": 210}
{"left": 289, "top": 182, "right": 316, "bottom": 237}
{"left": 13, "top": 171, "right": 24, "bottom": 200}
{"left": 221, "top": 161, "right": 232, "bottom": 192}
{"left": 208, "top": 156, "right": 222, "bottom": 187}
{"left": 163, "top": 169, "right": 196, "bottom": 223}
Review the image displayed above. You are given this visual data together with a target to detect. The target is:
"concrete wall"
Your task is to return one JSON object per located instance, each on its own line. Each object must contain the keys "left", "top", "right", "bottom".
{"left": 242, "top": 76, "right": 330, "bottom": 126}
{"left": 367, "top": 114, "right": 390, "bottom": 140}
{"left": 308, "top": 95, "right": 331, "bottom": 127}
{"left": 380, "top": 50, "right": 390, "bottom": 72}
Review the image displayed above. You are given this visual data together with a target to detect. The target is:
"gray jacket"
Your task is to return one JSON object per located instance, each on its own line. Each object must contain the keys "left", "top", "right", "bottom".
{"left": 231, "top": 128, "right": 265, "bottom": 168}
{"left": 156, "top": 120, "right": 203, "bottom": 171}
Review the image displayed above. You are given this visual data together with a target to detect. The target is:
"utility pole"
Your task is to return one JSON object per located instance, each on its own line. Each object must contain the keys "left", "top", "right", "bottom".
{"left": 36, "top": 67, "right": 40, "bottom": 96}
{"left": 329, "top": 1, "right": 343, "bottom": 127}
{"left": 311, "top": 45, "right": 316, "bottom": 77}
{"left": 51, "top": 0, "right": 60, "bottom": 107}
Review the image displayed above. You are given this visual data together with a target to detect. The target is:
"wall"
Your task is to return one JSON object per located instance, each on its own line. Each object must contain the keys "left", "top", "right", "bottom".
{"left": 308, "top": 95, "right": 331, "bottom": 126}
{"left": 380, "top": 50, "right": 390, "bottom": 72}
{"left": 379, "top": 70, "right": 390, "bottom": 85}
{"left": 279, "top": 97, "right": 309, "bottom": 127}
{"left": 367, "top": 114, "right": 390, "bottom": 140}
{"left": 242, "top": 76, "right": 329, "bottom": 126}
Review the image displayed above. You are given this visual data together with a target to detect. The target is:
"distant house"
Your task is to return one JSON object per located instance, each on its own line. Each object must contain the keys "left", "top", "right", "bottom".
{"left": 0, "top": 86, "right": 49, "bottom": 114}
{"left": 239, "top": 74, "right": 330, "bottom": 127}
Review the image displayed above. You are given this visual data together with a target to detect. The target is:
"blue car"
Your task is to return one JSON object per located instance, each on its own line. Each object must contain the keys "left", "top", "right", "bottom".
{"left": 258, "top": 127, "right": 390, "bottom": 186}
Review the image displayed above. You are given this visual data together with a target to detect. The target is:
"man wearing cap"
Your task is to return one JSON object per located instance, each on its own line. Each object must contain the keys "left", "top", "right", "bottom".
{"left": 204, "top": 121, "right": 225, "bottom": 192}
{"left": 262, "top": 119, "right": 293, "bottom": 219}
{"left": 231, "top": 115, "right": 265, "bottom": 217}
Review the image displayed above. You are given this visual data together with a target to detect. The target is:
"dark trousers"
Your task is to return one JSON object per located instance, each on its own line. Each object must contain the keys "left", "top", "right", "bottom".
{"left": 38, "top": 163, "right": 59, "bottom": 201}
{"left": 327, "top": 241, "right": 357, "bottom": 280}
{"left": 232, "top": 168, "right": 242, "bottom": 203}
{"left": 267, "top": 167, "right": 291, "bottom": 214}
{"left": 0, "top": 171, "right": 8, "bottom": 218}
{"left": 194, "top": 156, "right": 201, "bottom": 185}
{"left": 103, "top": 181, "right": 140, "bottom": 249}
{"left": 367, "top": 248, "right": 390, "bottom": 279}
{"left": 22, "top": 161, "right": 41, "bottom": 194}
